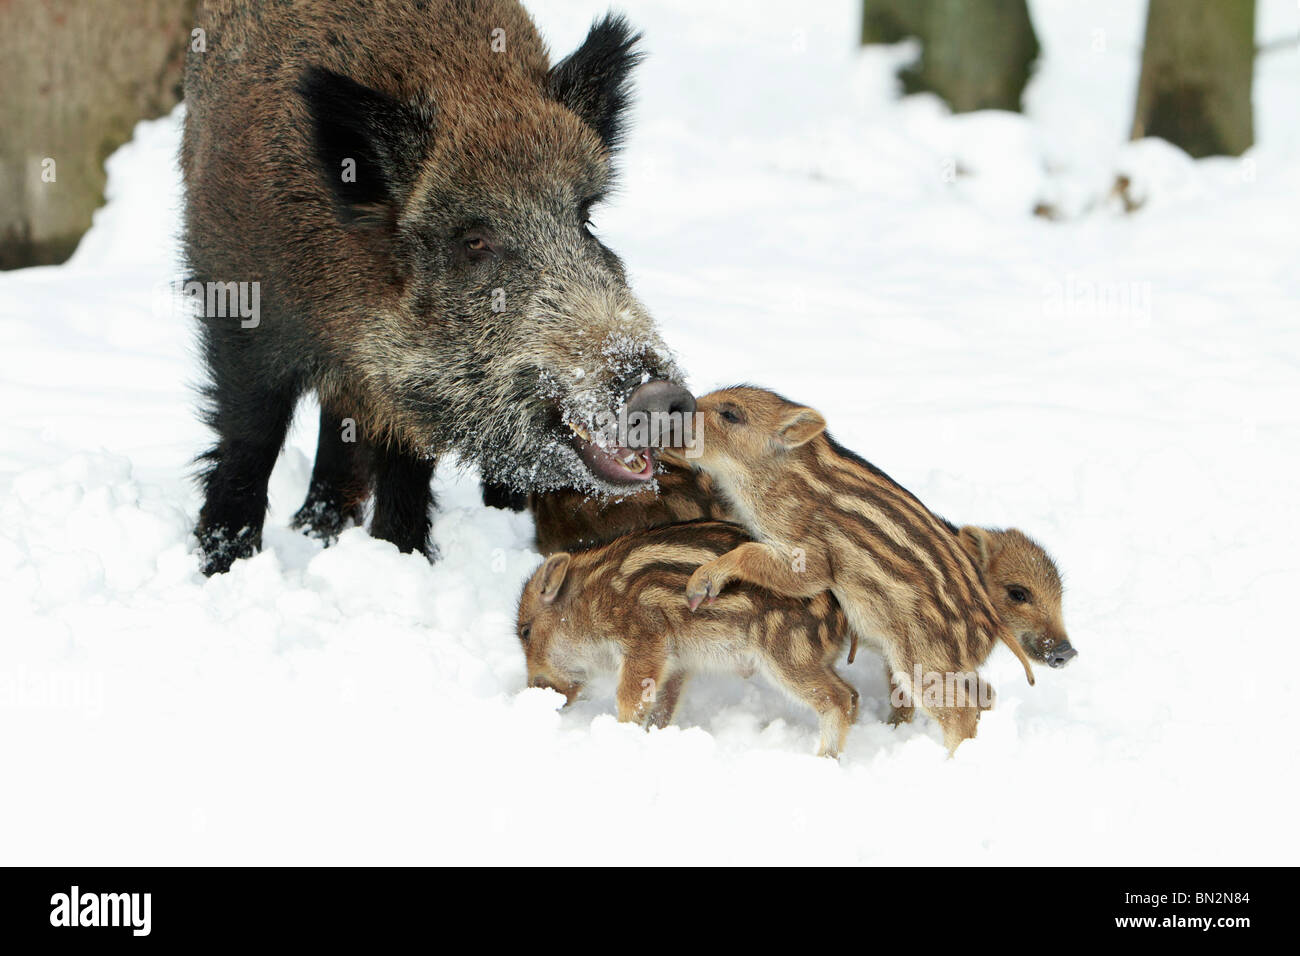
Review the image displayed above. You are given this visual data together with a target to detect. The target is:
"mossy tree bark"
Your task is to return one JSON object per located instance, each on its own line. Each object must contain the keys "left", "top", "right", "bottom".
{"left": 861, "top": 0, "right": 926, "bottom": 45}
{"left": 1130, "top": 0, "right": 1255, "bottom": 158}
{"left": 0, "top": 0, "right": 196, "bottom": 270}
{"left": 860, "top": 0, "right": 1040, "bottom": 113}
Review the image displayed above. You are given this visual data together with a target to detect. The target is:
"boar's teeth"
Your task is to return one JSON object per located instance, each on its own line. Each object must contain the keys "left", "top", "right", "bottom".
{"left": 568, "top": 422, "right": 592, "bottom": 442}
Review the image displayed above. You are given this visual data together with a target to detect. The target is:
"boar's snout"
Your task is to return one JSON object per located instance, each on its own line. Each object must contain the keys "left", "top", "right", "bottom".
{"left": 624, "top": 380, "right": 696, "bottom": 446}
{"left": 1047, "top": 640, "right": 1078, "bottom": 668}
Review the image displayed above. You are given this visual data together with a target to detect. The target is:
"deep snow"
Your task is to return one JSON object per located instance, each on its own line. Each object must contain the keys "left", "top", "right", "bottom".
{"left": 1, "top": 0, "right": 1297, "bottom": 864}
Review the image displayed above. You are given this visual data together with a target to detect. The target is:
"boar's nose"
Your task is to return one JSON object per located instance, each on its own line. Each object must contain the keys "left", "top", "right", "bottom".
{"left": 624, "top": 380, "right": 696, "bottom": 435}
{"left": 1047, "top": 641, "right": 1077, "bottom": 668}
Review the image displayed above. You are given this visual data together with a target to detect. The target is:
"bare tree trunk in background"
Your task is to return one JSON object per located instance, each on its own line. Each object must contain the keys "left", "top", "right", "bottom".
{"left": 0, "top": 0, "right": 196, "bottom": 270}
{"left": 1131, "top": 0, "right": 1255, "bottom": 158}
{"left": 860, "top": 0, "right": 1040, "bottom": 113}
{"left": 861, "top": 0, "right": 925, "bottom": 45}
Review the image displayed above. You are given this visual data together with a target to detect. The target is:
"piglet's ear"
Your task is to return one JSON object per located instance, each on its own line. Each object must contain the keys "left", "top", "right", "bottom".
{"left": 958, "top": 526, "right": 993, "bottom": 571}
{"left": 776, "top": 407, "right": 826, "bottom": 448}
{"left": 547, "top": 14, "right": 643, "bottom": 150}
{"left": 297, "top": 66, "right": 435, "bottom": 226}
{"left": 538, "top": 553, "right": 572, "bottom": 604}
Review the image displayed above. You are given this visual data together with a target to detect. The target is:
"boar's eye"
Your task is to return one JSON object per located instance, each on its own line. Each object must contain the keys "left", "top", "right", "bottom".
{"left": 719, "top": 406, "right": 745, "bottom": 425}
{"left": 1006, "top": 586, "right": 1031, "bottom": 605}
{"left": 461, "top": 230, "right": 497, "bottom": 261}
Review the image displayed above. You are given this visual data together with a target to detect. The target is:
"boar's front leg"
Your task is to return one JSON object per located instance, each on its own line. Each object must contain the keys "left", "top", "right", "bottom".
{"left": 369, "top": 443, "right": 437, "bottom": 558}
{"left": 481, "top": 480, "right": 528, "bottom": 512}
{"left": 196, "top": 380, "right": 299, "bottom": 576}
{"left": 291, "top": 406, "right": 372, "bottom": 544}
{"left": 685, "top": 542, "right": 832, "bottom": 611}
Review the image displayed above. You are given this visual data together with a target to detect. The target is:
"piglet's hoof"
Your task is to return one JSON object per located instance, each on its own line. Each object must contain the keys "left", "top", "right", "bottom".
{"left": 887, "top": 707, "right": 915, "bottom": 727}
{"left": 685, "top": 569, "right": 720, "bottom": 612}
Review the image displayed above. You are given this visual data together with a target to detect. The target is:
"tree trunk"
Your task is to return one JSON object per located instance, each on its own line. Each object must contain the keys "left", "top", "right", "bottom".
{"left": 0, "top": 0, "right": 196, "bottom": 270}
{"left": 861, "top": 0, "right": 1040, "bottom": 114}
{"left": 1131, "top": 0, "right": 1255, "bottom": 158}
{"left": 861, "top": 0, "right": 925, "bottom": 46}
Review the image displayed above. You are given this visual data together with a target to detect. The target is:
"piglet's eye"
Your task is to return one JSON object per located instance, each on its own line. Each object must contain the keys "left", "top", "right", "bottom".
{"left": 719, "top": 407, "right": 744, "bottom": 425}
{"left": 520, "top": 625, "right": 532, "bottom": 642}
{"left": 1007, "top": 586, "right": 1031, "bottom": 605}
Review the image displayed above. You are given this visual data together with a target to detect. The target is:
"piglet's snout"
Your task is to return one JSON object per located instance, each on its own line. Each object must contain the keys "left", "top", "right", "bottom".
{"left": 1047, "top": 641, "right": 1078, "bottom": 668}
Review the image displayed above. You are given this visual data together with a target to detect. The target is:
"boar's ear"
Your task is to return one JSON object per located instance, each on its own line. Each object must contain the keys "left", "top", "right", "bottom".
{"left": 958, "top": 526, "right": 994, "bottom": 571}
{"left": 538, "top": 553, "right": 573, "bottom": 604}
{"left": 547, "top": 14, "right": 643, "bottom": 150}
{"left": 298, "top": 66, "right": 434, "bottom": 226}
{"left": 775, "top": 407, "right": 826, "bottom": 448}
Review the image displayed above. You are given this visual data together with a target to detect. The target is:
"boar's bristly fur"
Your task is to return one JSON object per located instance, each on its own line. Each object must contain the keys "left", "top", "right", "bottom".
{"left": 184, "top": 1, "right": 686, "bottom": 574}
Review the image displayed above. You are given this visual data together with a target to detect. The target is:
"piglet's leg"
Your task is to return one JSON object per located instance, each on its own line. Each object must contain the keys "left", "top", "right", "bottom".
{"left": 645, "top": 671, "right": 688, "bottom": 729}
{"left": 814, "top": 668, "right": 860, "bottom": 758}
{"left": 896, "top": 656, "right": 982, "bottom": 755}
{"left": 932, "top": 705, "right": 981, "bottom": 756}
{"left": 886, "top": 665, "right": 915, "bottom": 726}
{"left": 766, "top": 660, "right": 858, "bottom": 759}
{"left": 616, "top": 647, "right": 669, "bottom": 727}
{"left": 685, "top": 542, "right": 832, "bottom": 611}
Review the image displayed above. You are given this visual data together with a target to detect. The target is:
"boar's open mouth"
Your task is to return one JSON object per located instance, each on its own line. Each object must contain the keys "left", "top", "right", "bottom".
{"left": 456, "top": 363, "right": 690, "bottom": 494}
{"left": 566, "top": 420, "right": 655, "bottom": 483}
{"left": 557, "top": 379, "right": 694, "bottom": 486}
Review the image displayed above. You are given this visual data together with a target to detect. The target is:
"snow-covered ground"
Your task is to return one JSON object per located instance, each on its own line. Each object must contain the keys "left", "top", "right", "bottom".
{"left": 1, "top": 0, "right": 1297, "bottom": 864}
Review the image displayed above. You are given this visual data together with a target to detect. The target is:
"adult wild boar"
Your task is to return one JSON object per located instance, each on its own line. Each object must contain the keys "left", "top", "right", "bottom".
{"left": 183, "top": 0, "right": 693, "bottom": 574}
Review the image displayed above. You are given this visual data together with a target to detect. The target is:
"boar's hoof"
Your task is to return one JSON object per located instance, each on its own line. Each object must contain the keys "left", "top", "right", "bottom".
{"left": 291, "top": 498, "right": 363, "bottom": 544}
{"left": 197, "top": 525, "right": 260, "bottom": 576}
